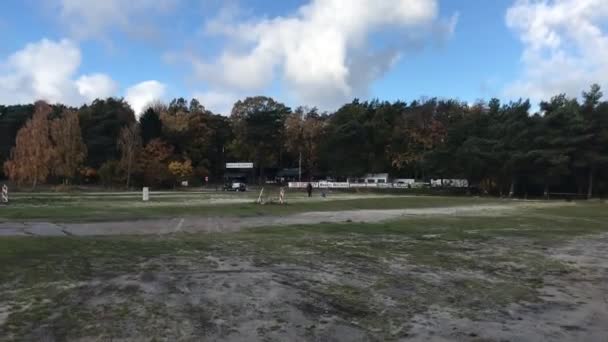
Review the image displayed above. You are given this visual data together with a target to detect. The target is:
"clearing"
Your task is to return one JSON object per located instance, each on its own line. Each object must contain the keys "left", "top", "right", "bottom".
{"left": 0, "top": 192, "right": 607, "bottom": 341}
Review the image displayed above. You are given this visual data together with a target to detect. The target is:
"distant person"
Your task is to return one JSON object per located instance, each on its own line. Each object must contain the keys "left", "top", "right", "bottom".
{"left": 307, "top": 183, "right": 313, "bottom": 197}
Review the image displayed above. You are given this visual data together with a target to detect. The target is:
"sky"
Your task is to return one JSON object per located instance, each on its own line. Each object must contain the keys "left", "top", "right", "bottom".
{"left": 0, "top": 0, "right": 607, "bottom": 115}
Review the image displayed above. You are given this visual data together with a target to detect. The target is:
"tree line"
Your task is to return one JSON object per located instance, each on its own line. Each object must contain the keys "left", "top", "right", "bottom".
{"left": 1, "top": 85, "right": 607, "bottom": 197}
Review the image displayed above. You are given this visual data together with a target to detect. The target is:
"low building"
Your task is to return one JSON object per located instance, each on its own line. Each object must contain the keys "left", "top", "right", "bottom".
{"left": 224, "top": 162, "right": 255, "bottom": 184}
{"left": 363, "top": 173, "right": 389, "bottom": 184}
{"left": 276, "top": 168, "right": 304, "bottom": 183}
{"left": 393, "top": 178, "right": 416, "bottom": 185}
{"left": 348, "top": 173, "right": 390, "bottom": 184}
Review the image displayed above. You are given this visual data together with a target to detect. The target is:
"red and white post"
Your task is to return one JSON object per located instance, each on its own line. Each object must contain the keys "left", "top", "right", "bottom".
{"left": 1, "top": 184, "right": 8, "bottom": 204}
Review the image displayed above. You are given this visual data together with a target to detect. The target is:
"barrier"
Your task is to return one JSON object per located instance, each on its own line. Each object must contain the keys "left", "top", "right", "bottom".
{"left": 1, "top": 184, "right": 8, "bottom": 204}
{"left": 319, "top": 182, "right": 349, "bottom": 189}
{"left": 289, "top": 182, "right": 398, "bottom": 189}
{"left": 287, "top": 181, "right": 449, "bottom": 189}
{"left": 430, "top": 179, "right": 469, "bottom": 188}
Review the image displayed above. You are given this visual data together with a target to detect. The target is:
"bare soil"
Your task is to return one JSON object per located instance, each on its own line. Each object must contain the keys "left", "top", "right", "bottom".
{"left": 2, "top": 202, "right": 606, "bottom": 341}
{"left": 2, "top": 231, "right": 606, "bottom": 341}
{"left": 406, "top": 234, "right": 608, "bottom": 341}
{"left": 0, "top": 202, "right": 566, "bottom": 237}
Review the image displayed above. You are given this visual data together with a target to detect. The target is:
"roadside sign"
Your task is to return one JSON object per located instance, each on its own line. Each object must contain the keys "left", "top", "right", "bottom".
{"left": 226, "top": 162, "right": 253, "bottom": 169}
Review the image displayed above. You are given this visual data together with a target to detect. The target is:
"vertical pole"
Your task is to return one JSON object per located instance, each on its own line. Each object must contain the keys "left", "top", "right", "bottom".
{"left": 587, "top": 167, "right": 594, "bottom": 200}
{"left": 1, "top": 184, "right": 8, "bottom": 204}
{"left": 221, "top": 146, "right": 225, "bottom": 184}
{"left": 299, "top": 151, "right": 302, "bottom": 182}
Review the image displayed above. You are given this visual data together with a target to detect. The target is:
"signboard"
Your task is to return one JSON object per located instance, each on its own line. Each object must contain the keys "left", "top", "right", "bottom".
{"left": 226, "top": 162, "right": 254, "bottom": 169}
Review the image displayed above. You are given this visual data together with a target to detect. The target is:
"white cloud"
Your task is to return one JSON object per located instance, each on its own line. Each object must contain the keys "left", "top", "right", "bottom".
{"left": 56, "top": 0, "right": 178, "bottom": 40}
{"left": 125, "top": 80, "right": 167, "bottom": 115}
{"left": 0, "top": 38, "right": 118, "bottom": 105}
{"left": 184, "top": 0, "right": 454, "bottom": 110}
{"left": 505, "top": 0, "right": 608, "bottom": 102}
{"left": 0, "top": 39, "right": 80, "bottom": 104}
{"left": 192, "top": 90, "right": 240, "bottom": 116}
{"left": 0, "top": 38, "right": 162, "bottom": 109}
{"left": 76, "top": 74, "right": 119, "bottom": 102}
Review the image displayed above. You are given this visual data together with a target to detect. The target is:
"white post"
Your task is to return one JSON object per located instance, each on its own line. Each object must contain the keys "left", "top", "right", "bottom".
{"left": 1, "top": 184, "right": 8, "bottom": 204}
{"left": 298, "top": 152, "right": 302, "bottom": 182}
{"left": 142, "top": 187, "right": 149, "bottom": 202}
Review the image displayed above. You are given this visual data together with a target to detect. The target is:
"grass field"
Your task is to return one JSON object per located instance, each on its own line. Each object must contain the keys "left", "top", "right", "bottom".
{"left": 0, "top": 190, "right": 502, "bottom": 222}
{"left": 1, "top": 195, "right": 607, "bottom": 341}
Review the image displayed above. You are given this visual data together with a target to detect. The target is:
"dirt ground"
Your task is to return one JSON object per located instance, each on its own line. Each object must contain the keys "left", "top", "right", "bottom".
{"left": 0, "top": 201, "right": 566, "bottom": 237}
{"left": 406, "top": 233, "right": 608, "bottom": 341}
{"left": 1, "top": 201, "right": 607, "bottom": 341}
{"left": 3, "top": 232, "right": 606, "bottom": 342}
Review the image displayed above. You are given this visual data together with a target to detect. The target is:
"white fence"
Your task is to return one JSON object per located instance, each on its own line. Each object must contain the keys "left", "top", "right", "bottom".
{"left": 430, "top": 179, "right": 469, "bottom": 188}
{"left": 287, "top": 182, "right": 418, "bottom": 189}
{"left": 288, "top": 179, "right": 468, "bottom": 189}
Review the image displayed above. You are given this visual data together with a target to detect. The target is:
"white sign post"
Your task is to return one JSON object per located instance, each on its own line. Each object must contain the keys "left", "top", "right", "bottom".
{"left": 1, "top": 184, "right": 8, "bottom": 204}
{"left": 226, "top": 162, "right": 254, "bottom": 169}
{"left": 142, "top": 187, "right": 149, "bottom": 202}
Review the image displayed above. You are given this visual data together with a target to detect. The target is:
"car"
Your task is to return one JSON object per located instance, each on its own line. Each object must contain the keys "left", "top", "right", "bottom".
{"left": 224, "top": 182, "right": 247, "bottom": 192}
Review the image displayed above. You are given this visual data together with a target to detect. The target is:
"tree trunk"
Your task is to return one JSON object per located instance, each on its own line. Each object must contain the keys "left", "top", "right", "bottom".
{"left": 508, "top": 176, "right": 515, "bottom": 198}
{"left": 258, "top": 161, "right": 263, "bottom": 185}
{"left": 126, "top": 150, "right": 132, "bottom": 189}
{"left": 421, "top": 164, "right": 426, "bottom": 182}
{"left": 587, "top": 167, "right": 594, "bottom": 200}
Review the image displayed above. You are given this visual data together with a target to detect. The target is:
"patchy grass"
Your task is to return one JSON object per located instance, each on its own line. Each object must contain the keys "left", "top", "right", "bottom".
{"left": 0, "top": 203, "right": 606, "bottom": 340}
{"left": 0, "top": 192, "right": 502, "bottom": 222}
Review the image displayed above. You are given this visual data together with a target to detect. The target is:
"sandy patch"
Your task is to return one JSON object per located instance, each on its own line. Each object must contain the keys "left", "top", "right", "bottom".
{"left": 406, "top": 233, "right": 608, "bottom": 341}
{"left": 0, "top": 202, "right": 569, "bottom": 237}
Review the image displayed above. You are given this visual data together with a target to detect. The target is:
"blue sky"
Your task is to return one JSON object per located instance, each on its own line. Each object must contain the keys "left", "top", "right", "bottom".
{"left": 0, "top": 0, "right": 606, "bottom": 114}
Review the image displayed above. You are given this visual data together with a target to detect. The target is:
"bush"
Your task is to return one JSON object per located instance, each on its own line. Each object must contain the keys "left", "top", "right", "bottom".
{"left": 98, "top": 160, "right": 123, "bottom": 187}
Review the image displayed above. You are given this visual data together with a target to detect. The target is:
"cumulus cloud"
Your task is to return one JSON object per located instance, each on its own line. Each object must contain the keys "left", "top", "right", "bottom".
{"left": 192, "top": 90, "right": 240, "bottom": 116}
{"left": 56, "top": 0, "right": 177, "bottom": 40}
{"left": 0, "top": 38, "right": 116, "bottom": 105}
{"left": 125, "top": 81, "right": 167, "bottom": 115}
{"left": 505, "top": 0, "right": 608, "bottom": 102}
{"left": 184, "top": 0, "right": 455, "bottom": 110}
{"left": 0, "top": 38, "right": 163, "bottom": 110}
{"left": 76, "top": 74, "right": 119, "bottom": 102}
